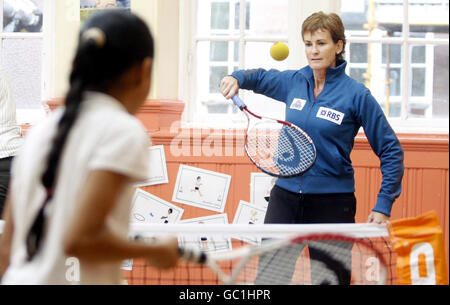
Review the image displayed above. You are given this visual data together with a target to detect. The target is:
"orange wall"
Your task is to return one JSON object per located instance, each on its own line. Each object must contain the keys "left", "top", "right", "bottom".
{"left": 43, "top": 98, "right": 449, "bottom": 277}
{"left": 133, "top": 100, "right": 450, "bottom": 275}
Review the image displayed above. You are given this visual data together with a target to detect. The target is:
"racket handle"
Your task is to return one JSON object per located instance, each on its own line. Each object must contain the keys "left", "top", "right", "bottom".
{"left": 231, "top": 95, "right": 246, "bottom": 110}
{"left": 178, "top": 247, "right": 207, "bottom": 264}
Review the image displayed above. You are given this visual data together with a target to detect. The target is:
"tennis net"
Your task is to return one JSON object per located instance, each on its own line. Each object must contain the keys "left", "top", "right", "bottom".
{"left": 123, "top": 223, "right": 397, "bottom": 285}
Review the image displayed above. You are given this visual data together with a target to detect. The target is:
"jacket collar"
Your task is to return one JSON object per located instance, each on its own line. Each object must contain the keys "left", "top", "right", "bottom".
{"left": 301, "top": 60, "right": 347, "bottom": 84}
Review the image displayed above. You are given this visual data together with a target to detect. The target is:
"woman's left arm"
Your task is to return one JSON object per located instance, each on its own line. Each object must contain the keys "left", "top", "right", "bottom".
{"left": 356, "top": 89, "right": 405, "bottom": 220}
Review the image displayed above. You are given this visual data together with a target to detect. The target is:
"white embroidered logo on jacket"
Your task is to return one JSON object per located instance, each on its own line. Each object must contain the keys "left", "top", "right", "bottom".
{"left": 290, "top": 98, "right": 307, "bottom": 111}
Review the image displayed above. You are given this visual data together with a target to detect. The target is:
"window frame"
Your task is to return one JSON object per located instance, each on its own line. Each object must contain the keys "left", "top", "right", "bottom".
{"left": 343, "top": 0, "right": 449, "bottom": 132}
{"left": 0, "top": 0, "right": 46, "bottom": 125}
{"left": 180, "top": 0, "right": 449, "bottom": 133}
{"left": 179, "top": 0, "right": 293, "bottom": 127}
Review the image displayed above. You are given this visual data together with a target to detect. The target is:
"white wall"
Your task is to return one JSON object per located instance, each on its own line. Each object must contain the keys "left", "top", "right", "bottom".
{"left": 46, "top": 0, "right": 179, "bottom": 101}
{"left": 289, "top": 0, "right": 341, "bottom": 68}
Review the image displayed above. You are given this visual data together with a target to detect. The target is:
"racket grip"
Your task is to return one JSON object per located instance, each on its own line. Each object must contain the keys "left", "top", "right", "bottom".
{"left": 178, "top": 247, "right": 207, "bottom": 264}
{"left": 231, "top": 95, "right": 246, "bottom": 110}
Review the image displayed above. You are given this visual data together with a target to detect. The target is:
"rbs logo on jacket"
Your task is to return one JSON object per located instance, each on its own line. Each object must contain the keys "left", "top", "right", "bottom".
{"left": 316, "top": 107, "right": 345, "bottom": 125}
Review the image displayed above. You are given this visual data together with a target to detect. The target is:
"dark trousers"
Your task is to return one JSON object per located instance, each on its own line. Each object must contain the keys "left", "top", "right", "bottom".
{"left": 0, "top": 156, "right": 13, "bottom": 218}
{"left": 255, "top": 185, "right": 356, "bottom": 285}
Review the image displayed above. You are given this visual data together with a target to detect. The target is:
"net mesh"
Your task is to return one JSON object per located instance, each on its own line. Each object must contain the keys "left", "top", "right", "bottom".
{"left": 122, "top": 223, "right": 397, "bottom": 285}
{"left": 245, "top": 121, "right": 316, "bottom": 177}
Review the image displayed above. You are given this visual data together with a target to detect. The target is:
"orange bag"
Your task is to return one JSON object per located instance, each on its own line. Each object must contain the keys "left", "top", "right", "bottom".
{"left": 389, "top": 210, "right": 448, "bottom": 285}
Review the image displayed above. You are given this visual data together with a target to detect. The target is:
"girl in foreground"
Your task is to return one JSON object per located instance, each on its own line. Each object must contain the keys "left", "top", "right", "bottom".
{"left": 0, "top": 10, "right": 179, "bottom": 284}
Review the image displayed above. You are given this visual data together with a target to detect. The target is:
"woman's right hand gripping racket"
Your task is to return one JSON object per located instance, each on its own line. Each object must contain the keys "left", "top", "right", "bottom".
{"left": 230, "top": 95, "right": 316, "bottom": 178}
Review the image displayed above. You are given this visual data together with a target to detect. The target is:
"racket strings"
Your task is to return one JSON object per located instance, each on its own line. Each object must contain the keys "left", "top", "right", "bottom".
{"left": 246, "top": 122, "right": 315, "bottom": 177}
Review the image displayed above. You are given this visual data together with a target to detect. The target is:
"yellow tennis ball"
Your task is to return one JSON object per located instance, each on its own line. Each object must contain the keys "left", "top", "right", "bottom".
{"left": 270, "top": 42, "right": 289, "bottom": 61}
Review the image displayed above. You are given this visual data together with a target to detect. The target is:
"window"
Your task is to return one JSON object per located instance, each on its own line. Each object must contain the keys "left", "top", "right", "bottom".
{"left": 341, "top": 0, "right": 449, "bottom": 127}
{"left": 181, "top": 0, "right": 449, "bottom": 132}
{"left": 183, "top": 0, "right": 290, "bottom": 126}
{"left": 1, "top": 0, "right": 44, "bottom": 125}
{"left": 80, "top": 0, "right": 130, "bottom": 23}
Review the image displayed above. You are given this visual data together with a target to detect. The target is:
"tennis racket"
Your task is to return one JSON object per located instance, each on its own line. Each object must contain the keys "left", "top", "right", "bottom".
{"left": 230, "top": 95, "right": 316, "bottom": 178}
{"left": 176, "top": 233, "right": 388, "bottom": 285}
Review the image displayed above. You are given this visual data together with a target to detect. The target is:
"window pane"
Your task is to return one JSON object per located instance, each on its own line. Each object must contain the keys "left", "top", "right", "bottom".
{"left": 210, "top": 41, "right": 229, "bottom": 61}
{"left": 1, "top": 38, "right": 42, "bottom": 108}
{"left": 341, "top": 0, "right": 404, "bottom": 35}
{"left": 406, "top": 41, "right": 449, "bottom": 119}
{"left": 247, "top": 0, "right": 288, "bottom": 36}
{"left": 3, "top": 0, "right": 44, "bottom": 33}
{"left": 80, "top": 0, "right": 130, "bottom": 23}
{"left": 386, "top": 68, "right": 401, "bottom": 97}
{"left": 234, "top": 2, "right": 250, "bottom": 30}
{"left": 196, "top": 39, "right": 238, "bottom": 117}
{"left": 340, "top": 0, "right": 368, "bottom": 31}
{"left": 382, "top": 43, "right": 403, "bottom": 109}
{"left": 412, "top": 68, "right": 426, "bottom": 97}
{"left": 432, "top": 40, "right": 449, "bottom": 118}
{"left": 211, "top": 2, "right": 229, "bottom": 30}
{"left": 349, "top": 43, "right": 367, "bottom": 63}
{"left": 209, "top": 66, "right": 228, "bottom": 93}
{"left": 380, "top": 65, "right": 402, "bottom": 118}
{"left": 388, "top": 102, "right": 401, "bottom": 118}
{"left": 411, "top": 46, "right": 426, "bottom": 64}
{"left": 206, "top": 103, "right": 230, "bottom": 114}
{"left": 382, "top": 44, "right": 401, "bottom": 64}
{"left": 349, "top": 68, "right": 366, "bottom": 84}
{"left": 408, "top": 1, "right": 449, "bottom": 38}
{"left": 347, "top": 42, "right": 403, "bottom": 118}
